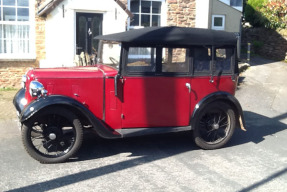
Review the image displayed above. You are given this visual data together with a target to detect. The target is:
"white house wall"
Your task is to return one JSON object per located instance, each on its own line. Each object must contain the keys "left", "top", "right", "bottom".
{"left": 41, "top": 0, "right": 128, "bottom": 68}
{"left": 195, "top": 0, "right": 210, "bottom": 29}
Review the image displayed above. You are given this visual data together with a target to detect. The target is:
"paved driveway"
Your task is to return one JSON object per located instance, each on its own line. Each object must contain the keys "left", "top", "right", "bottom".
{"left": 1, "top": 58, "right": 287, "bottom": 192}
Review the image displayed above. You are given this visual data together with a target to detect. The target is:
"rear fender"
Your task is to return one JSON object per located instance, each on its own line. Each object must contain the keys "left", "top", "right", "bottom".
{"left": 191, "top": 92, "right": 246, "bottom": 131}
{"left": 20, "top": 95, "right": 122, "bottom": 139}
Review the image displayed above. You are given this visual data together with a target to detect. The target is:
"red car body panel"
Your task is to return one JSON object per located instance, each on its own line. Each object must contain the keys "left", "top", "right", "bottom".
{"left": 120, "top": 77, "right": 191, "bottom": 128}
{"left": 25, "top": 67, "right": 106, "bottom": 120}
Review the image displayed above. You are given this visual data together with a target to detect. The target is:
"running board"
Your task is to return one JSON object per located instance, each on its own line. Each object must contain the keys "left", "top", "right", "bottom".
{"left": 116, "top": 126, "right": 192, "bottom": 138}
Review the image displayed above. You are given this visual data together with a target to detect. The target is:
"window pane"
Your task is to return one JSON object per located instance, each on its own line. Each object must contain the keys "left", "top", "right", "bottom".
{"left": 193, "top": 47, "right": 211, "bottom": 73}
{"left": 17, "top": 0, "right": 29, "bottom": 6}
{"left": 152, "top": 15, "right": 160, "bottom": 26}
{"left": 3, "top": 7, "right": 16, "bottom": 21}
{"left": 215, "top": 48, "right": 232, "bottom": 73}
{"left": 2, "top": 24, "right": 30, "bottom": 54}
{"left": 141, "top": 1, "right": 150, "bottom": 14}
{"left": 162, "top": 48, "right": 189, "bottom": 73}
{"left": 230, "top": 0, "right": 242, "bottom": 6}
{"left": 17, "top": 8, "right": 29, "bottom": 21}
{"left": 4, "top": 25, "right": 16, "bottom": 38}
{"left": 130, "top": 14, "right": 139, "bottom": 26}
{"left": 3, "top": 0, "right": 15, "bottom": 6}
{"left": 152, "top": 2, "right": 161, "bottom": 14}
{"left": 0, "top": 9, "right": 2, "bottom": 21}
{"left": 131, "top": 0, "right": 139, "bottom": 12}
{"left": 127, "top": 47, "right": 156, "bottom": 73}
{"left": 141, "top": 14, "right": 150, "bottom": 27}
{"left": 214, "top": 17, "right": 223, "bottom": 27}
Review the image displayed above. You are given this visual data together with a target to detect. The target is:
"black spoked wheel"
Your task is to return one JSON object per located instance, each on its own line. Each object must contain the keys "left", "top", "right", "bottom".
{"left": 22, "top": 107, "right": 83, "bottom": 163}
{"left": 193, "top": 102, "right": 236, "bottom": 150}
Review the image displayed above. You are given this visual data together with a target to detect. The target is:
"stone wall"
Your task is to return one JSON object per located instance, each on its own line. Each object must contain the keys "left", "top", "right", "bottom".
{"left": 242, "top": 27, "right": 287, "bottom": 61}
{"left": 167, "top": 0, "right": 196, "bottom": 27}
{"left": 0, "top": 2, "right": 46, "bottom": 89}
{"left": 0, "top": 62, "right": 35, "bottom": 88}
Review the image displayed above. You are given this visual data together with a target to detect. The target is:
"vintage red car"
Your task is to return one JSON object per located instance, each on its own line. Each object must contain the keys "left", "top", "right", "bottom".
{"left": 14, "top": 26, "right": 245, "bottom": 163}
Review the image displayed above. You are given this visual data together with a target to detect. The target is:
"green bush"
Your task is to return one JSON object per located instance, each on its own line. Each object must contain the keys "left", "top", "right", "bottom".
{"left": 260, "top": 1, "right": 287, "bottom": 29}
{"left": 245, "top": 0, "right": 267, "bottom": 27}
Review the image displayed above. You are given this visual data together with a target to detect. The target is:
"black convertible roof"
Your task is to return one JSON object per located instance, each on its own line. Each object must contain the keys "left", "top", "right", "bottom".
{"left": 95, "top": 26, "right": 237, "bottom": 46}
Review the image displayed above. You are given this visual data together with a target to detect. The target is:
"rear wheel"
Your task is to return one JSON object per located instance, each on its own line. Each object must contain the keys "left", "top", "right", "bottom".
{"left": 193, "top": 102, "right": 236, "bottom": 150}
{"left": 22, "top": 107, "right": 83, "bottom": 163}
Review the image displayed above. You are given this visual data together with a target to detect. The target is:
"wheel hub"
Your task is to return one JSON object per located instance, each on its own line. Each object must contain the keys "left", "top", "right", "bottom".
{"left": 212, "top": 123, "right": 219, "bottom": 130}
{"left": 49, "top": 133, "right": 57, "bottom": 140}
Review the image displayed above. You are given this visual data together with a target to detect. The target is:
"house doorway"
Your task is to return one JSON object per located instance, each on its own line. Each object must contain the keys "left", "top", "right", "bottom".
{"left": 76, "top": 13, "right": 103, "bottom": 57}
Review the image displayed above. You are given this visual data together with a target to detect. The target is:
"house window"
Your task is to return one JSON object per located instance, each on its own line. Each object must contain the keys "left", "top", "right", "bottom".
{"left": 129, "top": 0, "right": 163, "bottom": 29}
{"left": 0, "top": 0, "right": 35, "bottom": 59}
{"left": 230, "top": 0, "right": 242, "bottom": 7}
{"left": 212, "top": 15, "right": 225, "bottom": 30}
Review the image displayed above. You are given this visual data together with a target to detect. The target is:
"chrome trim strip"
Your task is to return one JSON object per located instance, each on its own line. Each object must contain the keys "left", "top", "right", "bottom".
{"left": 117, "top": 126, "right": 192, "bottom": 138}
{"left": 98, "top": 68, "right": 106, "bottom": 121}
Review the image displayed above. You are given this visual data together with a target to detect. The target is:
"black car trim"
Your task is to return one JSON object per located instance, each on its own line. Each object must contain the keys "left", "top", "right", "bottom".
{"left": 13, "top": 88, "right": 25, "bottom": 115}
{"left": 19, "top": 95, "right": 122, "bottom": 139}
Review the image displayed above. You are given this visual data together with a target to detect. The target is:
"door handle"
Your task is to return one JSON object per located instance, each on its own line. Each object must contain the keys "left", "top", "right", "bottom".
{"left": 186, "top": 83, "right": 191, "bottom": 93}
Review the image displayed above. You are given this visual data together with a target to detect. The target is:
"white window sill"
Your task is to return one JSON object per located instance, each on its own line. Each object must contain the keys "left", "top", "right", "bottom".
{"left": 0, "top": 54, "right": 36, "bottom": 61}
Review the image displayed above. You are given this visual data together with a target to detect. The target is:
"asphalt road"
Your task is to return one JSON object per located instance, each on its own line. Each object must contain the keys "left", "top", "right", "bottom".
{"left": 1, "top": 57, "right": 287, "bottom": 192}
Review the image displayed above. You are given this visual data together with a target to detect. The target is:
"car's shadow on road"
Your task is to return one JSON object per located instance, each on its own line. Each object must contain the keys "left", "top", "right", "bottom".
{"left": 75, "top": 110, "right": 287, "bottom": 162}
{"left": 76, "top": 131, "right": 198, "bottom": 162}
{"left": 229, "top": 111, "right": 287, "bottom": 146}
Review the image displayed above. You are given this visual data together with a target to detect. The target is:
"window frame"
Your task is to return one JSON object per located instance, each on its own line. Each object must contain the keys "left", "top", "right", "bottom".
{"left": 191, "top": 45, "right": 236, "bottom": 77}
{"left": 0, "top": 0, "right": 35, "bottom": 60}
{"left": 211, "top": 15, "right": 225, "bottom": 31}
{"left": 128, "top": 0, "right": 164, "bottom": 30}
{"left": 214, "top": 47, "right": 234, "bottom": 75}
{"left": 122, "top": 45, "right": 192, "bottom": 77}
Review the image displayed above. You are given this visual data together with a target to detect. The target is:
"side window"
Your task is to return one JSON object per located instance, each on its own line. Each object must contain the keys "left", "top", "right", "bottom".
{"left": 126, "top": 47, "right": 156, "bottom": 73}
{"left": 193, "top": 47, "right": 211, "bottom": 73}
{"left": 215, "top": 48, "right": 232, "bottom": 73}
{"left": 162, "top": 48, "right": 189, "bottom": 73}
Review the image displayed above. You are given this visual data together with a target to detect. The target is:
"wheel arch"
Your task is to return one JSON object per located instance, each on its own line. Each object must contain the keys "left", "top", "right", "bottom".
{"left": 20, "top": 95, "right": 122, "bottom": 139}
{"left": 191, "top": 92, "right": 246, "bottom": 130}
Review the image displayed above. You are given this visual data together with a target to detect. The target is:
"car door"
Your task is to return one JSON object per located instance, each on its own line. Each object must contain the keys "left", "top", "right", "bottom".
{"left": 121, "top": 47, "right": 191, "bottom": 128}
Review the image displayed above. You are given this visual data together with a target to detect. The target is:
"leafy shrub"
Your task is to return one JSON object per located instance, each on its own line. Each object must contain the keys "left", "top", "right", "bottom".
{"left": 244, "top": 0, "right": 267, "bottom": 27}
{"left": 260, "top": 0, "right": 287, "bottom": 29}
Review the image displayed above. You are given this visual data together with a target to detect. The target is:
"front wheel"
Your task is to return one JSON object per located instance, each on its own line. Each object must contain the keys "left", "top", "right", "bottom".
{"left": 21, "top": 107, "right": 83, "bottom": 163}
{"left": 193, "top": 102, "right": 236, "bottom": 150}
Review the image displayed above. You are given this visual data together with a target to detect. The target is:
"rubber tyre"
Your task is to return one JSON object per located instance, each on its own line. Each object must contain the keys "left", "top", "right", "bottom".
{"left": 22, "top": 107, "right": 83, "bottom": 163}
{"left": 193, "top": 101, "right": 236, "bottom": 150}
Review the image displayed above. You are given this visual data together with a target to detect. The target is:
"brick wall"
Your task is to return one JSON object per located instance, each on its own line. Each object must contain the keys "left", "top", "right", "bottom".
{"left": 0, "top": 2, "right": 46, "bottom": 89}
{"left": 167, "top": 0, "right": 196, "bottom": 27}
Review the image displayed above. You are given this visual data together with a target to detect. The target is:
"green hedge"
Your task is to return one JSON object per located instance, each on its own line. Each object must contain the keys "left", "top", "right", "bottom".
{"left": 245, "top": 0, "right": 287, "bottom": 29}
{"left": 245, "top": 0, "right": 267, "bottom": 27}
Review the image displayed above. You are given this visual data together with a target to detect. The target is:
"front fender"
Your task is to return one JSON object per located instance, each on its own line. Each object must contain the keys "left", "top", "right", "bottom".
{"left": 20, "top": 95, "right": 122, "bottom": 139}
{"left": 13, "top": 88, "right": 25, "bottom": 116}
{"left": 192, "top": 92, "right": 246, "bottom": 130}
